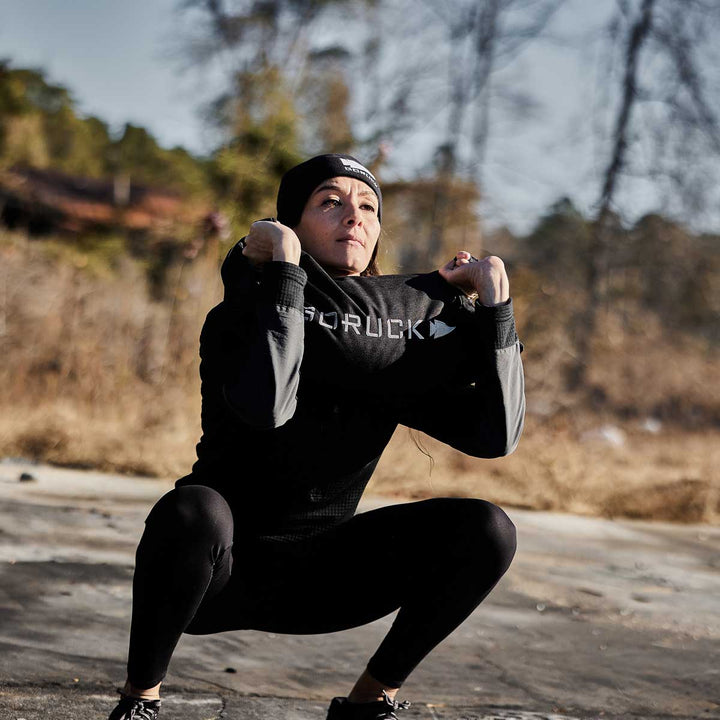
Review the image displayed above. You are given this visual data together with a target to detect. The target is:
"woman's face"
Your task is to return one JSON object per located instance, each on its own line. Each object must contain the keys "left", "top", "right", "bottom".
{"left": 293, "top": 176, "right": 380, "bottom": 276}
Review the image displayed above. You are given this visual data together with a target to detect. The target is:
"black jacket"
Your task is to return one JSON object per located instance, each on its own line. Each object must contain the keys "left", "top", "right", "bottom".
{"left": 177, "top": 244, "right": 525, "bottom": 542}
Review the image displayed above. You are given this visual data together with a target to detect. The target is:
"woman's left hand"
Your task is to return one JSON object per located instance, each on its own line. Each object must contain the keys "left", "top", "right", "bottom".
{"left": 439, "top": 251, "right": 510, "bottom": 306}
{"left": 243, "top": 220, "right": 301, "bottom": 267}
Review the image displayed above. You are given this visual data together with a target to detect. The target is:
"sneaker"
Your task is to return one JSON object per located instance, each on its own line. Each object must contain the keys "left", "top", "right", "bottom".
{"left": 107, "top": 690, "right": 161, "bottom": 720}
{"left": 326, "top": 691, "right": 410, "bottom": 720}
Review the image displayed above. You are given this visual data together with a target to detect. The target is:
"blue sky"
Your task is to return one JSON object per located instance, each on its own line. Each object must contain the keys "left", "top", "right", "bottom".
{"left": 1, "top": 0, "right": 214, "bottom": 151}
{"left": 1, "top": 1, "right": 670, "bottom": 235}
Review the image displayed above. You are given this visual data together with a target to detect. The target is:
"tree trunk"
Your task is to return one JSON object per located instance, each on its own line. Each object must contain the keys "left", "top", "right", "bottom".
{"left": 567, "top": 0, "right": 657, "bottom": 391}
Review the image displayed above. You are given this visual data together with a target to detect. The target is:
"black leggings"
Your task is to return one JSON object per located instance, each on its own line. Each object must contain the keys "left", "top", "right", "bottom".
{"left": 127, "top": 486, "right": 516, "bottom": 689}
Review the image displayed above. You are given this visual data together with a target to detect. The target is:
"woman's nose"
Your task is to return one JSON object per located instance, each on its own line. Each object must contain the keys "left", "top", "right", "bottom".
{"left": 343, "top": 203, "right": 361, "bottom": 226}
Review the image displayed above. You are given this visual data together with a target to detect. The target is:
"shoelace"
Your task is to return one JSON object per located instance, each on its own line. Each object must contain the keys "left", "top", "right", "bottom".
{"left": 377, "top": 691, "right": 410, "bottom": 720}
{"left": 115, "top": 693, "right": 160, "bottom": 720}
{"left": 126, "top": 699, "right": 159, "bottom": 720}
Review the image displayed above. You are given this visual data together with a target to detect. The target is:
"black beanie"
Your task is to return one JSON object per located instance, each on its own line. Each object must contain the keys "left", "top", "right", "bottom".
{"left": 277, "top": 153, "right": 382, "bottom": 227}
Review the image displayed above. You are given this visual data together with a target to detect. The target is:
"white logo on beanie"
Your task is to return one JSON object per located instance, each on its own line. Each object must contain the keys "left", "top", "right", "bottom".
{"left": 340, "top": 158, "right": 377, "bottom": 185}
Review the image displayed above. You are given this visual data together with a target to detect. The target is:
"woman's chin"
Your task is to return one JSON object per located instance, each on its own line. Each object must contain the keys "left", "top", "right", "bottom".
{"left": 319, "top": 250, "right": 369, "bottom": 276}
{"left": 325, "top": 264, "right": 364, "bottom": 277}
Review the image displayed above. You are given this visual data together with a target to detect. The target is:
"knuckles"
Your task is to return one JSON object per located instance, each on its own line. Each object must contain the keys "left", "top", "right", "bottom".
{"left": 482, "top": 255, "right": 505, "bottom": 269}
{"left": 459, "top": 255, "right": 506, "bottom": 275}
{"left": 451, "top": 251, "right": 505, "bottom": 270}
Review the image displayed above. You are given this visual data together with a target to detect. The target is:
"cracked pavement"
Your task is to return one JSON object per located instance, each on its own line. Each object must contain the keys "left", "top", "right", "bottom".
{"left": 0, "top": 461, "right": 718, "bottom": 720}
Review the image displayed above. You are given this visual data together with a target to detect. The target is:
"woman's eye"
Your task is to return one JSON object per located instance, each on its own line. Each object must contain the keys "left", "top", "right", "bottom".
{"left": 362, "top": 204, "right": 377, "bottom": 213}
{"left": 322, "top": 198, "right": 341, "bottom": 207}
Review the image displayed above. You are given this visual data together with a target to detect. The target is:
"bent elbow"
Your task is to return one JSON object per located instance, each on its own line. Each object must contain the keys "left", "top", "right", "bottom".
{"left": 231, "top": 402, "right": 296, "bottom": 429}
{"left": 474, "top": 439, "right": 514, "bottom": 459}
{"left": 251, "top": 405, "right": 295, "bottom": 429}
{"left": 463, "top": 412, "right": 525, "bottom": 459}
{"left": 223, "top": 385, "right": 297, "bottom": 429}
{"left": 499, "top": 402, "right": 525, "bottom": 457}
{"left": 458, "top": 432, "right": 509, "bottom": 459}
{"left": 265, "top": 397, "right": 297, "bottom": 428}
{"left": 497, "top": 429, "right": 521, "bottom": 457}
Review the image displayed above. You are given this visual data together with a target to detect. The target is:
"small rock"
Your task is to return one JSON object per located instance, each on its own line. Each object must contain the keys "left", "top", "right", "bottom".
{"left": 224, "top": 667, "right": 237, "bottom": 673}
{"left": 580, "top": 424, "right": 626, "bottom": 447}
{"left": 640, "top": 417, "right": 662, "bottom": 433}
{"left": 578, "top": 586, "right": 604, "bottom": 597}
{"left": 19, "top": 472, "right": 36, "bottom": 482}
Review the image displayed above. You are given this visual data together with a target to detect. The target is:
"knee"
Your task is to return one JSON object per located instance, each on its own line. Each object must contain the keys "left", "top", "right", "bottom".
{"left": 479, "top": 500, "right": 517, "bottom": 571}
{"left": 441, "top": 498, "right": 517, "bottom": 574}
{"left": 144, "top": 485, "right": 233, "bottom": 546}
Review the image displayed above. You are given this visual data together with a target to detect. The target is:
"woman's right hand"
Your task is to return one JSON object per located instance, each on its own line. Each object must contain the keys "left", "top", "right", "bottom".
{"left": 242, "top": 220, "right": 301, "bottom": 266}
{"left": 438, "top": 250, "right": 510, "bottom": 306}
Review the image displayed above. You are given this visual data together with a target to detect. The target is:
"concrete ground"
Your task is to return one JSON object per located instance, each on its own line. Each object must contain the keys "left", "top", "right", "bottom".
{"left": 0, "top": 460, "right": 718, "bottom": 720}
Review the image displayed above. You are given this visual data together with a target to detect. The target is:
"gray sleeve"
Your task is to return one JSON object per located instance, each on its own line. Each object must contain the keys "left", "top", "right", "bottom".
{"left": 395, "top": 300, "right": 526, "bottom": 458}
{"left": 222, "top": 261, "right": 307, "bottom": 429}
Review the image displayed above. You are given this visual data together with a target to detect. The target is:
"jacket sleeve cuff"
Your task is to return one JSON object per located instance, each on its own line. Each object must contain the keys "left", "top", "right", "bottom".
{"left": 473, "top": 298, "right": 519, "bottom": 350}
{"left": 259, "top": 261, "right": 307, "bottom": 312}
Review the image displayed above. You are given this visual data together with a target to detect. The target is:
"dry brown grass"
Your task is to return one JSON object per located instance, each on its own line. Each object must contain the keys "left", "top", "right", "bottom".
{"left": 0, "top": 231, "right": 215, "bottom": 476}
{"left": 370, "top": 420, "right": 720, "bottom": 524}
{"left": 1, "top": 229, "right": 718, "bottom": 523}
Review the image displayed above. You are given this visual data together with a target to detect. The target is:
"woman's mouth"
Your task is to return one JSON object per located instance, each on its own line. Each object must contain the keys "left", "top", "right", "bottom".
{"left": 337, "top": 235, "right": 364, "bottom": 247}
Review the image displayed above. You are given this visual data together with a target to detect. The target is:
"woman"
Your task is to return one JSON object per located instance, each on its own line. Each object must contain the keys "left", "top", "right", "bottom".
{"left": 108, "top": 153, "right": 525, "bottom": 720}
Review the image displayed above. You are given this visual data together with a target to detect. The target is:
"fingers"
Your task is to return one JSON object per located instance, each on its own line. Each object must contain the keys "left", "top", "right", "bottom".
{"left": 441, "top": 250, "right": 473, "bottom": 275}
{"left": 440, "top": 257, "right": 458, "bottom": 273}
{"left": 438, "top": 252, "right": 510, "bottom": 304}
{"left": 452, "top": 250, "right": 473, "bottom": 267}
{"left": 243, "top": 220, "right": 301, "bottom": 266}
{"left": 438, "top": 253, "right": 475, "bottom": 294}
{"left": 242, "top": 222, "right": 276, "bottom": 265}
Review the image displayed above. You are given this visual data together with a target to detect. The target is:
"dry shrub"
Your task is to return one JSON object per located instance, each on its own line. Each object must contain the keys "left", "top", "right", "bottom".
{"left": 511, "top": 266, "right": 719, "bottom": 426}
{"left": 586, "top": 308, "right": 719, "bottom": 425}
{"left": 370, "top": 420, "right": 720, "bottom": 525}
{"left": 0, "top": 231, "right": 219, "bottom": 478}
{"left": 600, "top": 478, "right": 717, "bottom": 523}
{"left": 3, "top": 396, "right": 200, "bottom": 477}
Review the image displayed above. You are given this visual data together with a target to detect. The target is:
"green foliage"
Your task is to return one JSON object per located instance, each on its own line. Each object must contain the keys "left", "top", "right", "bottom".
{"left": 0, "top": 61, "right": 210, "bottom": 198}
{"left": 178, "top": 0, "right": 365, "bottom": 231}
{"left": 520, "top": 197, "right": 592, "bottom": 287}
{"left": 519, "top": 198, "right": 719, "bottom": 344}
{"left": 0, "top": 62, "right": 70, "bottom": 115}
{"left": 0, "top": 62, "right": 109, "bottom": 174}
{"left": 209, "top": 66, "right": 302, "bottom": 232}
{"left": 44, "top": 106, "right": 112, "bottom": 177}
{"left": 109, "top": 123, "right": 211, "bottom": 195}
{"left": 300, "top": 47, "right": 355, "bottom": 155}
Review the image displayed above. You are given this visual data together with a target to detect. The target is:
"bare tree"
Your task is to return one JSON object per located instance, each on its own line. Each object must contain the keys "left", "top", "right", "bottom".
{"left": 568, "top": 0, "right": 720, "bottom": 390}
{"left": 412, "top": 0, "right": 566, "bottom": 259}
{"left": 180, "top": 0, "right": 343, "bottom": 78}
